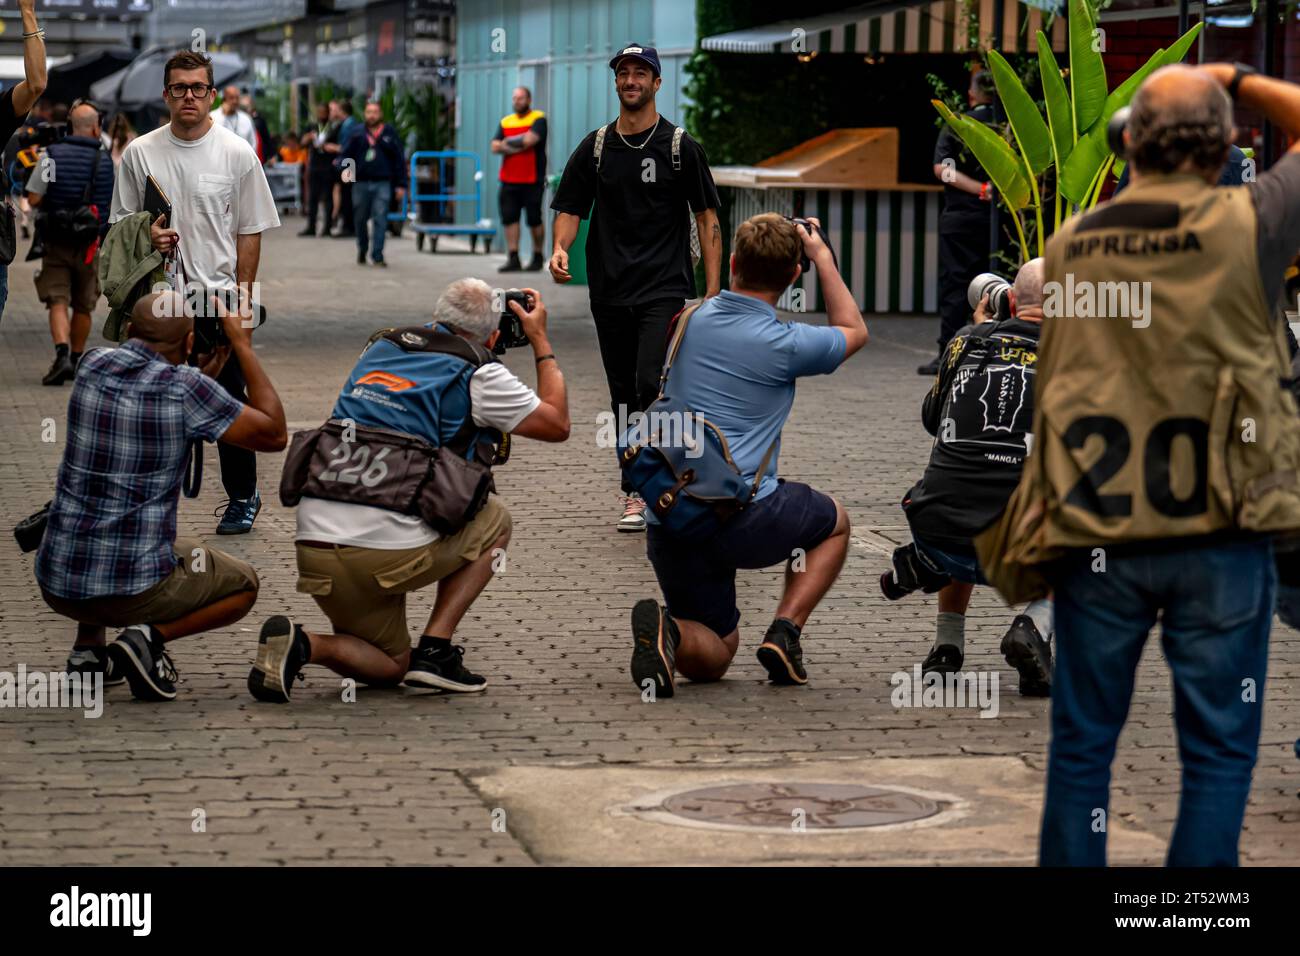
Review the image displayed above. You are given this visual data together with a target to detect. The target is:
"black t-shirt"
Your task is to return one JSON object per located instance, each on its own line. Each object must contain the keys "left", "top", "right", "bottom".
{"left": 933, "top": 103, "right": 994, "bottom": 222}
{"left": 904, "top": 316, "right": 1042, "bottom": 555}
{"left": 551, "top": 119, "right": 720, "bottom": 305}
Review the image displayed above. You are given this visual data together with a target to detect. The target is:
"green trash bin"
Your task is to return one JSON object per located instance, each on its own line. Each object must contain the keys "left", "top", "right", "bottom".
{"left": 548, "top": 173, "right": 589, "bottom": 286}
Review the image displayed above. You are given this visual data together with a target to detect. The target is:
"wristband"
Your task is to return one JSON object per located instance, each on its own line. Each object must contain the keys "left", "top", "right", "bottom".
{"left": 979, "top": 181, "right": 992, "bottom": 201}
{"left": 535, "top": 353, "right": 556, "bottom": 365}
{"left": 1227, "top": 62, "right": 1257, "bottom": 100}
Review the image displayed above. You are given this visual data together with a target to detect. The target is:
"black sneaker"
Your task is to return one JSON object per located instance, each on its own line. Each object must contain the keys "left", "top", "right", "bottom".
{"left": 402, "top": 643, "right": 487, "bottom": 693}
{"left": 1001, "top": 614, "right": 1052, "bottom": 697}
{"left": 297, "top": 227, "right": 317, "bottom": 237}
{"left": 107, "top": 626, "right": 177, "bottom": 702}
{"left": 42, "top": 354, "right": 75, "bottom": 386}
{"left": 756, "top": 619, "right": 808, "bottom": 685}
{"left": 525, "top": 252, "right": 544, "bottom": 272}
{"left": 498, "top": 253, "right": 522, "bottom": 273}
{"left": 66, "top": 646, "right": 126, "bottom": 687}
{"left": 921, "top": 643, "right": 963, "bottom": 675}
{"left": 357, "top": 250, "right": 367, "bottom": 265}
{"left": 630, "top": 599, "right": 678, "bottom": 699}
{"left": 248, "top": 615, "right": 309, "bottom": 703}
{"left": 917, "top": 357, "right": 941, "bottom": 376}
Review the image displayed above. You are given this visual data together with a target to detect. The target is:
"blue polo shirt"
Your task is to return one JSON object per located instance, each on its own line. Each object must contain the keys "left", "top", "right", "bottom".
{"left": 667, "top": 290, "right": 846, "bottom": 500}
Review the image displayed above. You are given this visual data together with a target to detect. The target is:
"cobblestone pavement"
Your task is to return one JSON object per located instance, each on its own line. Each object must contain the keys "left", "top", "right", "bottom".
{"left": 0, "top": 220, "right": 1295, "bottom": 865}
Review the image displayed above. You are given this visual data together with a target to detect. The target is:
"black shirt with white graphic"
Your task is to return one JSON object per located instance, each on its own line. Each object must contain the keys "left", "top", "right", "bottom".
{"left": 904, "top": 316, "right": 1042, "bottom": 555}
{"left": 551, "top": 118, "right": 720, "bottom": 306}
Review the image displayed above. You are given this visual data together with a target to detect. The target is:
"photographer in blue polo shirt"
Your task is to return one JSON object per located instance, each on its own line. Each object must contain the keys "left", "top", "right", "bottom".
{"left": 629, "top": 213, "right": 868, "bottom": 697}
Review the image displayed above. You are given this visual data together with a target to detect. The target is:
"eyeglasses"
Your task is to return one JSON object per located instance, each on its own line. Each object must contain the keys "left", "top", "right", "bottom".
{"left": 166, "top": 83, "right": 212, "bottom": 100}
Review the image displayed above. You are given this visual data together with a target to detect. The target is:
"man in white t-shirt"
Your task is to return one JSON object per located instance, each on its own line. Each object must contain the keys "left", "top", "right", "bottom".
{"left": 110, "top": 51, "right": 281, "bottom": 538}
{"left": 211, "top": 85, "right": 258, "bottom": 153}
{"left": 247, "top": 279, "right": 571, "bottom": 702}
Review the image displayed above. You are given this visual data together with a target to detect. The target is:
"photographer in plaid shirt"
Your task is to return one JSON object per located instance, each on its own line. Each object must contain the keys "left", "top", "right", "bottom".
{"left": 35, "top": 291, "right": 287, "bottom": 701}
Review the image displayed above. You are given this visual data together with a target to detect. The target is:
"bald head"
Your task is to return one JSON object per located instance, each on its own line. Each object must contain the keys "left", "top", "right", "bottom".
{"left": 222, "top": 86, "right": 241, "bottom": 113}
{"left": 1013, "top": 257, "right": 1046, "bottom": 317}
{"left": 127, "top": 292, "right": 194, "bottom": 358}
{"left": 69, "top": 103, "right": 99, "bottom": 137}
{"left": 1128, "top": 64, "right": 1232, "bottom": 178}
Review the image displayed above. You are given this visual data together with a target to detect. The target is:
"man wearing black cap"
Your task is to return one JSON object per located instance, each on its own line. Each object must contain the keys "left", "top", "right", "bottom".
{"left": 551, "top": 43, "right": 722, "bottom": 533}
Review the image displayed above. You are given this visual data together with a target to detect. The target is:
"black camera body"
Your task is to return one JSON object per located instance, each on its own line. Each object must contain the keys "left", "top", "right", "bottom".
{"left": 190, "top": 288, "right": 268, "bottom": 356}
{"left": 493, "top": 289, "right": 533, "bottom": 355}
{"left": 19, "top": 122, "right": 66, "bottom": 150}
{"left": 785, "top": 216, "right": 839, "bottom": 277}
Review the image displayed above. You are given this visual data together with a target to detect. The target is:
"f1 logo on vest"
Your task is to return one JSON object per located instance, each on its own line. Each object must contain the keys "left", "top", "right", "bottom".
{"left": 356, "top": 371, "right": 416, "bottom": 392}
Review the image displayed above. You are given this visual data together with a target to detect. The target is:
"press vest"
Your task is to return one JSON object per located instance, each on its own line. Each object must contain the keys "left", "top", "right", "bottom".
{"left": 499, "top": 109, "right": 545, "bottom": 184}
{"left": 976, "top": 173, "right": 1300, "bottom": 602}
{"left": 331, "top": 325, "right": 495, "bottom": 455}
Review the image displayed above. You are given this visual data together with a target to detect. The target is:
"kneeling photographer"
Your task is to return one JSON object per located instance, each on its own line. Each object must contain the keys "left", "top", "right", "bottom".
{"left": 33, "top": 291, "right": 288, "bottom": 702}
{"left": 881, "top": 260, "right": 1053, "bottom": 697}
{"left": 254, "top": 279, "right": 569, "bottom": 702}
{"left": 620, "top": 213, "right": 867, "bottom": 699}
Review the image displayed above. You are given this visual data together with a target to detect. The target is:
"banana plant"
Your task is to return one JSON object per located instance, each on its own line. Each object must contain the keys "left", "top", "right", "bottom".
{"left": 931, "top": 0, "right": 1204, "bottom": 262}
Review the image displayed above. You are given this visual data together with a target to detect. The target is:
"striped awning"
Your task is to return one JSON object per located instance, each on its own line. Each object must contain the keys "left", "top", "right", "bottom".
{"left": 700, "top": 0, "right": 1067, "bottom": 56}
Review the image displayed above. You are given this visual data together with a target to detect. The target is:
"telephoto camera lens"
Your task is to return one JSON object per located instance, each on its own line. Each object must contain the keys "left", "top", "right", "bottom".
{"left": 967, "top": 272, "right": 1013, "bottom": 322}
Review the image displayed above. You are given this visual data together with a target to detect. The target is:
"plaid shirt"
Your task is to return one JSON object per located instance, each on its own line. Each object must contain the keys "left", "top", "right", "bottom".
{"left": 36, "top": 341, "right": 243, "bottom": 600}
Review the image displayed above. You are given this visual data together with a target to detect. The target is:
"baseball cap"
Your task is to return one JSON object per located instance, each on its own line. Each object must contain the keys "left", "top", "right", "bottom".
{"left": 609, "top": 44, "right": 661, "bottom": 78}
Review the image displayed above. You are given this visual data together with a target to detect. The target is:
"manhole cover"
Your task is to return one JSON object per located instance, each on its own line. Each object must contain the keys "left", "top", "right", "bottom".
{"left": 653, "top": 782, "right": 943, "bottom": 831}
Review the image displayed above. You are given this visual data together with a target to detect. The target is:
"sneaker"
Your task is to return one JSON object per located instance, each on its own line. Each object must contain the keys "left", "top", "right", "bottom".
{"left": 1001, "top": 615, "right": 1052, "bottom": 697}
{"left": 617, "top": 494, "right": 647, "bottom": 532}
{"left": 402, "top": 643, "right": 488, "bottom": 693}
{"left": 756, "top": 619, "right": 808, "bottom": 685}
{"left": 525, "top": 252, "right": 544, "bottom": 272}
{"left": 357, "top": 250, "right": 367, "bottom": 265}
{"left": 917, "top": 357, "right": 941, "bottom": 376}
{"left": 107, "top": 626, "right": 177, "bottom": 702}
{"left": 42, "top": 354, "right": 75, "bottom": 386}
{"left": 921, "top": 643, "right": 964, "bottom": 675}
{"left": 630, "top": 599, "right": 678, "bottom": 699}
{"left": 66, "top": 646, "right": 125, "bottom": 687}
{"left": 498, "top": 252, "right": 522, "bottom": 273}
{"left": 248, "top": 615, "right": 309, "bottom": 703}
{"left": 372, "top": 258, "right": 387, "bottom": 268}
{"left": 297, "top": 227, "right": 317, "bottom": 237}
{"left": 216, "top": 490, "right": 261, "bottom": 535}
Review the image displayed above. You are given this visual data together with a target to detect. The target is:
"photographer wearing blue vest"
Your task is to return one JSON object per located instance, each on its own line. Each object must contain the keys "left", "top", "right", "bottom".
{"left": 253, "top": 280, "right": 570, "bottom": 702}
{"left": 27, "top": 100, "right": 114, "bottom": 386}
{"left": 622, "top": 213, "right": 867, "bottom": 699}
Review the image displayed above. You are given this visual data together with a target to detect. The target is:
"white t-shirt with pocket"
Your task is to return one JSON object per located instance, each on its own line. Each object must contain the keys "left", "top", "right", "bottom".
{"left": 296, "top": 362, "right": 542, "bottom": 549}
{"left": 110, "top": 121, "right": 280, "bottom": 291}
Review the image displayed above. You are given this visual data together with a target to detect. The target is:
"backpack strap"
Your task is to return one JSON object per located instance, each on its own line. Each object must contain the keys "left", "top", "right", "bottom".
{"left": 593, "top": 123, "right": 613, "bottom": 171}
{"left": 81, "top": 145, "right": 104, "bottom": 206}
{"left": 672, "top": 127, "right": 684, "bottom": 172}
{"left": 745, "top": 437, "right": 780, "bottom": 503}
{"left": 657, "top": 302, "right": 703, "bottom": 398}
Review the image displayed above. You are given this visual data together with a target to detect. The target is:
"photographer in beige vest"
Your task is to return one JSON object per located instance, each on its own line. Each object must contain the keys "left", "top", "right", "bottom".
{"left": 978, "top": 63, "right": 1300, "bottom": 866}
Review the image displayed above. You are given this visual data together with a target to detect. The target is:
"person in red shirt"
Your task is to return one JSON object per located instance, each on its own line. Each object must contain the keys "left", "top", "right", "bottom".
{"left": 491, "top": 87, "right": 547, "bottom": 272}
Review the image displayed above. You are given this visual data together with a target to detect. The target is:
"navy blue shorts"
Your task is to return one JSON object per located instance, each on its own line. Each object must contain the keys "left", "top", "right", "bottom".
{"left": 913, "top": 535, "right": 988, "bottom": 586}
{"left": 646, "top": 480, "right": 840, "bottom": 637}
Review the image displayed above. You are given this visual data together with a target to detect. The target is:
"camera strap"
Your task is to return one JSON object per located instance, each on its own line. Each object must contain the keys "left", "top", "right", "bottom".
{"left": 182, "top": 438, "right": 202, "bottom": 499}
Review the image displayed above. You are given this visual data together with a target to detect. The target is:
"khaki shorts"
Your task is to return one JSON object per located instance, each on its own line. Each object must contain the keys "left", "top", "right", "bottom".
{"left": 295, "top": 498, "right": 511, "bottom": 658}
{"left": 41, "top": 537, "right": 258, "bottom": 627}
{"left": 35, "top": 243, "right": 100, "bottom": 313}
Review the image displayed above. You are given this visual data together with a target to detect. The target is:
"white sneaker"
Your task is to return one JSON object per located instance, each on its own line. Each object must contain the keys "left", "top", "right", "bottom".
{"left": 617, "top": 494, "right": 647, "bottom": 532}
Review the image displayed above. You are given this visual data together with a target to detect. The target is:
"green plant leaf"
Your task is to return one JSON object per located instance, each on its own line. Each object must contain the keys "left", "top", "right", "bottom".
{"left": 1036, "top": 32, "right": 1073, "bottom": 169}
{"left": 1069, "top": 0, "right": 1108, "bottom": 135}
{"left": 933, "top": 100, "right": 1031, "bottom": 209}
{"left": 987, "top": 50, "right": 1053, "bottom": 175}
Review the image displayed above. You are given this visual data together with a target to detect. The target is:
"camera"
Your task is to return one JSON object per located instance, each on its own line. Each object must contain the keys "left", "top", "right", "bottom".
{"left": 189, "top": 288, "right": 268, "bottom": 356}
{"left": 968, "top": 272, "right": 1013, "bottom": 322}
{"left": 493, "top": 289, "right": 533, "bottom": 355}
{"left": 18, "top": 122, "right": 66, "bottom": 150}
{"left": 785, "top": 216, "right": 839, "bottom": 277}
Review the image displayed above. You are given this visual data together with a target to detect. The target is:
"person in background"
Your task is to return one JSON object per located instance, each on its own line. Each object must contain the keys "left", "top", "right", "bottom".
{"left": 299, "top": 102, "right": 338, "bottom": 237}
{"left": 241, "top": 92, "right": 271, "bottom": 164}
{"left": 27, "top": 100, "right": 115, "bottom": 386}
{"left": 335, "top": 99, "right": 359, "bottom": 238}
{"left": 340, "top": 100, "right": 406, "bottom": 268}
{"left": 211, "top": 84, "right": 257, "bottom": 153}
{"left": 923, "top": 70, "right": 996, "bottom": 376}
{"left": 277, "top": 131, "right": 306, "bottom": 165}
{"left": 491, "top": 86, "right": 547, "bottom": 272}
{"left": 106, "top": 112, "right": 136, "bottom": 167}
{"left": 0, "top": 0, "right": 49, "bottom": 324}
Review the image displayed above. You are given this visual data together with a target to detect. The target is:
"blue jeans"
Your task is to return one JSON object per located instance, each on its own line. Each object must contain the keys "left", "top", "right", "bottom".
{"left": 353, "top": 180, "right": 392, "bottom": 262}
{"left": 1040, "top": 538, "right": 1274, "bottom": 867}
